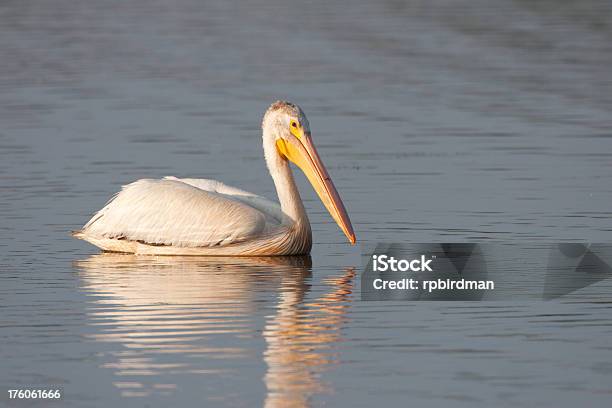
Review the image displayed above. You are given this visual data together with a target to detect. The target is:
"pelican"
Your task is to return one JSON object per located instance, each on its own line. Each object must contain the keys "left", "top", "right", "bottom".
{"left": 74, "top": 101, "right": 355, "bottom": 255}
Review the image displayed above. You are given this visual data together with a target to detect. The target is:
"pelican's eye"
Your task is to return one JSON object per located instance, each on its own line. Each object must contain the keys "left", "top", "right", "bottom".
{"left": 289, "top": 120, "right": 301, "bottom": 138}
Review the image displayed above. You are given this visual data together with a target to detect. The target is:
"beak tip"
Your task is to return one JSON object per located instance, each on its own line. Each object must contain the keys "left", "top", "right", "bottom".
{"left": 348, "top": 234, "right": 356, "bottom": 245}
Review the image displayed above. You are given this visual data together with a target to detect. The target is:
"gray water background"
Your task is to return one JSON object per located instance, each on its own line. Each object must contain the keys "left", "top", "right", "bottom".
{"left": 1, "top": 0, "right": 612, "bottom": 406}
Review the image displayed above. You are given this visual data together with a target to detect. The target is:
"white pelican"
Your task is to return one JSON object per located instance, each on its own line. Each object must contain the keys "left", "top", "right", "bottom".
{"left": 74, "top": 101, "right": 355, "bottom": 255}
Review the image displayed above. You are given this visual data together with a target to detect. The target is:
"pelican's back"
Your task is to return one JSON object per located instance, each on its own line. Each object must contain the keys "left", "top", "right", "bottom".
{"left": 76, "top": 179, "right": 268, "bottom": 248}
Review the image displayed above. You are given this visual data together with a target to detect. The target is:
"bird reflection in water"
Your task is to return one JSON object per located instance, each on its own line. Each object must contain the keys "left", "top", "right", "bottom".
{"left": 75, "top": 254, "right": 355, "bottom": 406}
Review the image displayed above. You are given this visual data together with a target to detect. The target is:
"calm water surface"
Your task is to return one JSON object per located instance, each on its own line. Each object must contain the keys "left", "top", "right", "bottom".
{"left": 1, "top": 0, "right": 612, "bottom": 406}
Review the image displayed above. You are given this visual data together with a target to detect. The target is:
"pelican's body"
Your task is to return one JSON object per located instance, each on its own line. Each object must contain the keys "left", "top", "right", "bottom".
{"left": 74, "top": 101, "right": 355, "bottom": 256}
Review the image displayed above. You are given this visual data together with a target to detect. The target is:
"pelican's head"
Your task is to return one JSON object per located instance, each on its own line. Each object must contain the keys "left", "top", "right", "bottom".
{"left": 262, "top": 101, "right": 356, "bottom": 245}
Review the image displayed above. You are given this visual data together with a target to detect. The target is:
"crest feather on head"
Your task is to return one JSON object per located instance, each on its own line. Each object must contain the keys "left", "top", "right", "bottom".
{"left": 267, "top": 100, "right": 297, "bottom": 114}
{"left": 263, "top": 100, "right": 304, "bottom": 128}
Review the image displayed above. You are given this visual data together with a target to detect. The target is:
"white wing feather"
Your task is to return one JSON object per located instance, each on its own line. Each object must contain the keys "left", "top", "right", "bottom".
{"left": 163, "top": 176, "right": 284, "bottom": 223}
{"left": 82, "top": 178, "right": 269, "bottom": 247}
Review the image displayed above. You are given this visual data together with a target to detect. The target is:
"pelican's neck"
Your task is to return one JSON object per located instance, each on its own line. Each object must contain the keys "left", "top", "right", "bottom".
{"left": 263, "top": 132, "right": 309, "bottom": 229}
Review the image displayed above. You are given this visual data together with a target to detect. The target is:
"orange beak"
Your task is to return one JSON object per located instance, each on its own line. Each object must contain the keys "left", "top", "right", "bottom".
{"left": 276, "top": 131, "right": 356, "bottom": 245}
